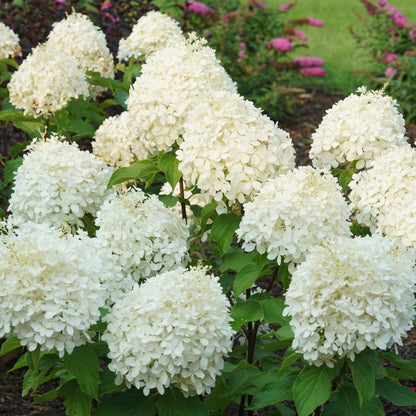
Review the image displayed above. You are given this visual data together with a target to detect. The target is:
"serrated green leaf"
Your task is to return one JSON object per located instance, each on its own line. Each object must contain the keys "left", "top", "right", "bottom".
{"left": 200, "top": 200, "right": 217, "bottom": 229}
{"left": 348, "top": 350, "right": 375, "bottom": 409}
{"left": 230, "top": 299, "right": 263, "bottom": 330}
{"left": 219, "top": 248, "right": 257, "bottom": 273}
{"left": 8, "top": 352, "right": 28, "bottom": 372}
{"left": 158, "top": 194, "right": 179, "bottom": 208}
{"left": 221, "top": 361, "right": 261, "bottom": 397}
{"left": 261, "top": 298, "right": 289, "bottom": 326}
{"left": 233, "top": 262, "right": 262, "bottom": 298}
{"left": 67, "top": 118, "right": 95, "bottom": 137}
{"left": 64, "top": 345, "right": 100, "bottom": 399}
{"left": 60, "top": 379, "right": 92, "bottom": 416}
{"left": 10, "top": 140, "right": 30, "bottom": 158}
{"left": 115, "top": 90, "right": 128, "bottom": 108}
{"left": 0, "top": 109, "right": 37, "bottom": 122}
{"left": 22, "top": 368, "right": 34, "bottom": 396}
{"left": 13, "top": 120, "right": 45, "bottom": 137}
{"left": 375, "top": 378, "right": 416, "bottom": 406}
{"left": 156, "top": 388, "right": 209, "bottom": 416}
{"left": 379, "top": 352, "right": 416, "bottom": 379}
{"left": 33, "top": 387, "right": 59, "bottom": 404}
{"left": 278, "top": 348, "right": 302, "bottom": 377}
{"left": 3, "top": 157, "right": 22, "bottom": 185}
{"left": 211, "top": 212, "right": 241, "bottom": 255}
{"left": 276, "top": 325, "right": 294, "bottom": 341}
{"left": 293, "top": 365, "right": 338, "bottom": 416}
{"left": 322, "top": 383, "right": 360, "bottom": 416}
{"left": 98, "top": 367, "right": 123, "bottom": 396}
{"left": 0, "top": 335, "right": 21, "bottom": 356}
{"left": 159, "top": 151, "right": 182, "bottom": 189}
{"left": 107, "top": 159, "right": 160, "bottom": 188}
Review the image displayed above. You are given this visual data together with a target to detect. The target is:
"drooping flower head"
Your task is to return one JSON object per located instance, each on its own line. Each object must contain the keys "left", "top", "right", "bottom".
{"left": 309, "top": 87, "right": 408, "bottom": 169}
{"left": 293, "top": 56, "right": 324, "bottom": 68}
{"left": 117, "top": 11, "right": 185, "bottom": 61}
{"left": 0, "top": 22, "right": 21, "bottom": 59}
{"left": 267, "top": 37, "right": 292, "bottom": 51}
{"left": 284, "top": 235, "right": 416, "bottom": 367}
{"left": 185, "top": 1, "right": 216, "bottom": 17}
{"left": 236, "top": 166, "right": 351, "bottom": 269}
{"left": 0, "top": 221, "right": 110, "bottom": 356}
{"left": 177, "top": 89, "right": 295, "bottom": 208}
{"left": 8, "top": 45, "right": 89, "bottom": 117}
{"left": 8, "top": 135, "right": 112, "bottom": 227}
{"left": 103, "top": 265, "right": 234, "bottom": 396}
{"left": 95, "top": 187, "right": 190, "bottom": 282}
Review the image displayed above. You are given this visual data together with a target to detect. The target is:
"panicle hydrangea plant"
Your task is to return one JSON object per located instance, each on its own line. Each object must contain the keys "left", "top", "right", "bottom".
{"left": 0, "top": 21, "right": 21, "bottom": 59}
{"left": 8, "top": 44, "right": 89, "bottom": 117}
{"left": 236, "top": 166, "right": 352, "bottom": 270}
{"left": 309, "top": 86, "right": 408, "bottom": 169}
{"left": 284, "top": 235, "right": 416, "bottom": 367}
{"left": 102, "top": 265, "right": 234, "bottom": 397}
{"left": 0, "top": 221, "right": 111, "bottom": 357}
{"left": 8, "top": 135, "right": 112, "bottom": 227}
{"left": 95, "top": 187, "right": 190, "bottom": 282}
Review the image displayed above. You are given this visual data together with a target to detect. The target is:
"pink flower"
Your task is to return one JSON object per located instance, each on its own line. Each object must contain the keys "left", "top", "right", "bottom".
{"left": 253, "top": 1, "right": 267, "bottom": 9}
{"left": 293, "top": 28, "right": 308, "bottom": 41}
{"left": 267, "top": 37, "right": 292, "bottom": 52}
{"left": 410, "top": 28, "right": 416, "bottom": 43}
{"left": 307, "top": 17, "right": 324, "bottom": 27}
{"left": 412, "top": 387, "right": 416, "bottom": 392}
{"left": 300, "top": 67, "right": 327, "bottom": 77}
{"left": 385, "top": 53, "right": 397, "bottom": 62}
{"left": 393, "top": 13, "right": 410, "bottom": 28}
{"left": 53, "top": 0, "right": 65, "bottom": 3}
{"left": 238, "top": 49, "right": 246, "bottom": 58}
{"left": 279, "top": 2, "right": 295, "bottom": 11}
{"left": 186, "top": 1, "right": 215, "bottom": 16}
{"left": 385, "top": 67, "right": 397, "bottom": 77}
{"left": 361, "top": 0, "right": 380, "bottom": 16}
{"left": 105, "top": 12, "right": 119, "bottom": 23}
{"left": 406, "top": 49, "right": 415, "bottom": 56}
{"left": 238, "top": 42, "right": 247, "bottom": 48}
{"left": 101, "top": 1, "right": 111, "bottom": 10}
{"left": 294, "top": 56, "right": 324, "bottom": 67}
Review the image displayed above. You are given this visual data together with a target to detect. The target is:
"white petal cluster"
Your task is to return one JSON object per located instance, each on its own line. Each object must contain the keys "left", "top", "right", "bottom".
{"left": 349, "top": 145, "right": 416, "bottom": 231}
{"left": 177, "top": 89, "right": 295, "bottom": 207}
{"left": 125, "top": 36, "right": 236, "bottom": 154}
{"left": 103, "top": 266, "right": 234, "bottom": 396}
{"left": 0, "top": 22, "right": 20, "bottom": 59}
{"left": 8, "top": 135, "right": 112, "bottom": 227}
{"left": 46, "top": 12, "right": 114, "bottom": 78}
{"left": 236, "top": 166, "right": 351, "bottom": 267}
{"left": 117, "top": 10, "right": 185, "bottom": 61}
{"left": 92, "top": 111, "right": 152, "bottom": 168}
{"left": 95, "top": 188, "right": 190, "bottom": 282}
{"left": 0, "top": 221, "right": 109, "bottom": 356}
{"left": 284, "top": 235, "right": 416, "bottom": 367}
{"left": 309, "top": 87, "right": 408, "bottom": 169}
{"left": 8, "top": 45, "right": 89, "bottom": 117}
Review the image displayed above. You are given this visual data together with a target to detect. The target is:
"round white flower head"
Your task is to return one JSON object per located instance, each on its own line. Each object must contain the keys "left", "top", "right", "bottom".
{"left": 92, "top": 111, "right": 153, "bottom": 168}
{"left": 8, "top": 135, "right": 112, "bottom": 227}
{"left": 117, "top": 10, "right": 185, "bottom": 61}
{"left": 95, "top": 187, "right": 190, "bottom": 282}
{"left": 284, "top": 235, "right": 416, "bottom": 367}
{"left": 8, "top": 45, "right": 89, "bottom": 117}
{"left": 349, "top": 145, "right": 416, "bottom": 231}
{"left": 237, "top": 166, "right": 351, "bottom": 268}
{"left": 0, "top": 22, "right": 21, "bottom": 59}
{"left": 102, "top": 265, "right": 234, "bottom": 396}
{"left": 309, "top": 87, "right": 408, "bottom": 169}
{"left": 125, "top": 35, "right": 236, "bottom": 155}
{"left": 45, "top": 12, "right": 114, "bottom": 79}
{"left": 177, "top": 89, "right": 296, "bottom": 207}
{"left": 0, "top": 221, "right": 109, "bottom": 357}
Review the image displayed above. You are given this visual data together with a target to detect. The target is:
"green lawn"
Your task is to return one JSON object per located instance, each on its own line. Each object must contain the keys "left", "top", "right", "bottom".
{"left": 267, "top": 0, "right": 416, "bottom": 93}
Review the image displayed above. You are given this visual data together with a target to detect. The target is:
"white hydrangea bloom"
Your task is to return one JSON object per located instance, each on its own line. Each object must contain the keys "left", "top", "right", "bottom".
{"left": 0, "top": 22, "right": 21, "bottom": 59}
{"left": 284, "top": 235, "right": 416, "bottom": 367}
{"left": 177, "top": 89, "right": 296, "bottom": 207}
{"left": 103, "top": 266, "right": 234, "bottom": 397}
{"left": 236, "top": 166, "right": 351, "bottom": 268}
{"left": 117, "top": 10, "right": 185, "bottom": 61}
{"left": 349, "top": 145, "right": 416, "bottom": 231}
{"left": 8, "top": 45, "right": 89, "bottom": 117}
{"left": 309, "top": 87, "right": 408, "bottom": 169}
{"left": 125, "top": 36, "right": 236, "bottom": 154}
{"left": 95, "top": 187, "right": 190, "bottom": 282}
{"left": 0, "top": 221, "right": 110, "bottom": 357}
{"left": 8, "top": 135, "right": 112, "bottom": 227}
{"left": 92, "top": 111, "right": 153, "bottom": 168}
{"left": 45, "top": 12, "right": 115, "bottom": 79}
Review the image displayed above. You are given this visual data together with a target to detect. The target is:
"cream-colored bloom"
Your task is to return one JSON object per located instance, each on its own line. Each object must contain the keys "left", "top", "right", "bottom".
{"left": 103, "top": 266, "right": 234, "bottom": 396}
{"left": 0, "top": 22, "right": 20, "bottom": 59}
{"left": 9, "top": 135, "right": 112, "bottom": 227}
{"left": 309, "top": 87, "right": 408, "bottom": 169}
{"left": 8, "top": 45, "right": 89, "bottom": 117}
{"left": 284, "top": 235, "right": 416, "bottom": 367}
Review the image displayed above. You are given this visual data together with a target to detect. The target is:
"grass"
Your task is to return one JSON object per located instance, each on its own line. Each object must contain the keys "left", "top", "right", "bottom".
{"left": 267, "top": 0, "right": 416, "bottom": 93}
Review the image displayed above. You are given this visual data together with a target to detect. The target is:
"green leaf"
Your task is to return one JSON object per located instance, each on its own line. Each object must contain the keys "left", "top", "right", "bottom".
{"left": 211, "top": 212, "right": 241, "bottom": 255}
{"left": 0, "top": 335, "right": 21, "bottom": 356}
{"left": 276, "top": 325, "right": 294, "bottom": 341}
{"left": 200, "top": 200, "right": 217, "bottom": 230}
{"left": 158, "top": 151, "right": 182, "bottom": 189}
{"left": 98, "top": 367, "right": 123, "bottom": 396}
{"left": 375, "top": 378, "right": 416, "bottom": 406}
{"left": 221, "top": 361, "right": 261, "bottom": 397}
{"left": 379, "top": 352, "right": 416, "bottom": 379}
{"left": 233, "top": 263, "right": 262, "bottom": 298}
{"left": 3, "top": 157, "right": 22, "bottom": 185}
{"left": 33, "top": 387, "right": 59, "bottom": 404}
{"left": 115, "top": 90, "right": 128, "bottom": 108}
{"left": 156, "top": 388, "right": 209, "bottom": 416}
{"left": 22, "top": 369, "right": 34, "bottom": 396}
{"left": 67, "top": 118, "right": 95, "bottom": 137}
{"left": 219, "top": 247, "right": 257, "bottom": 273}
{"left": 60, "top": 379, "right": 92, "bottom": 416}
{"left": 10, "top": 140, "right": 30, "bottom": 158}
{"left": 107, "top": 159, "right": 160, "bottom": 188}
{"left": 230, "top": 298, "right": 263, "bottom": 331}
{"left": 278, "top": 348, "right": 302, "bottom": 377}
{"left": 262, "top": 298, "right": 290, "bottom": 326}
{"left": 158, "top": 194, "right": 179, "bottom": 208}
{"left": 293, "top": 365, "right": 338, "bottom": 416}
{"left": 64, "top": 345, "right": 100, "bottom": 399}
{"left": 93, "top": 390, "right": 156, "bottom": 416}
{"left": 0, "top": 109, "right": 37, "bottom": 122}
{"left": 13, "top": 120, "right": 45, "bottom": 137}
{"left": 348, "top": 350, "right": 376, "bottom": 409}
{"left": 8, "top": 352, "right": 28, "bottom": 372}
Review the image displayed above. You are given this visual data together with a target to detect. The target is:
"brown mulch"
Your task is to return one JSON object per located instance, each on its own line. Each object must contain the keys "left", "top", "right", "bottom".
{"left": 1, "top": 90, "right": 416, "bottom": 415}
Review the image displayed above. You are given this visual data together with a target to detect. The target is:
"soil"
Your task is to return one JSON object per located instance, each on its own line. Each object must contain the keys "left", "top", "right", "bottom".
{"left": 1, "top": 89, "right": 416, "bottom": 415}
